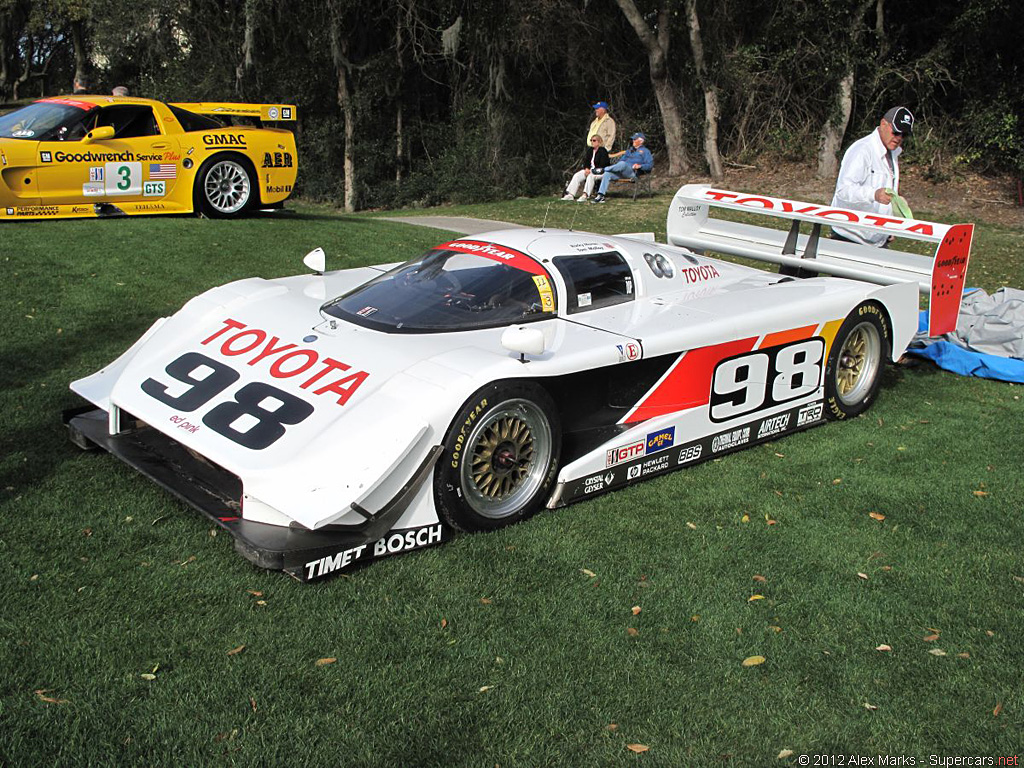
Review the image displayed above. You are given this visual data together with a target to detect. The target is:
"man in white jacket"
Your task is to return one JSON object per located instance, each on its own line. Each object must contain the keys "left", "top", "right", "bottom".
{"left": 830, "top": 106, "right": 915, "bottom": 247}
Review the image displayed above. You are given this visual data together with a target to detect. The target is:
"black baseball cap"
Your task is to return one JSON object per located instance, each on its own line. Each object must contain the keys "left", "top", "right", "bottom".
{"left": 883, "top": 106, "right": 914, "bottom": 135}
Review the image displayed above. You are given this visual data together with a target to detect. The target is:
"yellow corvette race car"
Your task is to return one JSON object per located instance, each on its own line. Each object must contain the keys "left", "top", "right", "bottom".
{"left": 0, "top": 95, "right": 298, "bottom": 220}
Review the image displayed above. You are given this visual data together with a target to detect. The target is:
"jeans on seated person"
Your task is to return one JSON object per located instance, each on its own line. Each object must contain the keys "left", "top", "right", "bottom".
{"left": 597, "top": 161, "right": 636, "bottom": 195}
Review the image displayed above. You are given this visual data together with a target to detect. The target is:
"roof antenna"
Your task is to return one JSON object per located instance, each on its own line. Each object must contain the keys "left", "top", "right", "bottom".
{"left": 540, "top": 201, "right": 551, "bottom": 232}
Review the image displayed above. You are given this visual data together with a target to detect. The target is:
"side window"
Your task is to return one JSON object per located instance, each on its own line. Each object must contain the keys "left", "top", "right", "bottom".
{"left": 553, "top": 251, "right": 635, "bottom": 314}
{"left": 94, "top": 106, "right": 160, "bottom": 139}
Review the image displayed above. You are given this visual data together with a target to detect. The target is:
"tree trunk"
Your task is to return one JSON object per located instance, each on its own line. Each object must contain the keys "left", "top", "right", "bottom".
{"left": 684, "top": 0, "right": 722, "bottom": 180}
{"left": 70, "top": 20, "right": 87, "bottom": 88}
{"left": 816, "top": 0, "right": 876, "bottom": 180}
{"left": 816, "top": 70, "right": 854, "bottom": 180}
{"left": 235, "top": 0, "right": 257, "bottom": 98}
{"left": 613, "top": 0, "right": 689, "bottom": 175}
{"left": 330, "top": 20, "right": 356, "bottom": 212}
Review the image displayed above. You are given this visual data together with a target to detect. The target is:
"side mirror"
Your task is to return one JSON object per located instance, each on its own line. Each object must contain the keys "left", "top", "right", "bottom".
{"left": 303, "top": 247, "right": 326, "bottom": 275}
{"left": 501, "top": 325, "right": 545, "bottom": 362}
{"left": 83, "top": 126, "right": 115, "bottom": 144}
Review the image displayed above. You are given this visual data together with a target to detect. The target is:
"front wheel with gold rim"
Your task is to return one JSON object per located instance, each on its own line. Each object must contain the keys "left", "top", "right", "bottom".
{"left": 824, "top": 302, "right": 892, "bottom": 420}
{"left": 435, "top": 383, "right": 560, "bottom": 532}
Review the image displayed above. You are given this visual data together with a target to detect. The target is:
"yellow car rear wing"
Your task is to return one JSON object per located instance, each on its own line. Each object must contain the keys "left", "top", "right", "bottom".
{"left": 170, "top": 102, "right": 297, "bottom": 122}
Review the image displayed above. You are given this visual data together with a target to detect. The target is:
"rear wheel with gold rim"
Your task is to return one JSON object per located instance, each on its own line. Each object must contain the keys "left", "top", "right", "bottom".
{"left": 435, "top": 383, "right": 560, "bottom": 532}
{"left": 824, "top": 302, "right": 892, "bottom": 420}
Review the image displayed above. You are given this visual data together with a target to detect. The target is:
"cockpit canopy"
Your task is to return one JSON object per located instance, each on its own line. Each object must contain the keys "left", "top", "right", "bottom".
{"left": 324, "top": 243, "right": 557, "bottom": 333}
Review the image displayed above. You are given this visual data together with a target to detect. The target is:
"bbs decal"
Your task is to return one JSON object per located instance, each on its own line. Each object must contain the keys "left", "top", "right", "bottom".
{"left": 710, "top": 339, "right": 824, "bottom": 422}
{"left": 141, "top": 351, "right": 313, "bottom": 449}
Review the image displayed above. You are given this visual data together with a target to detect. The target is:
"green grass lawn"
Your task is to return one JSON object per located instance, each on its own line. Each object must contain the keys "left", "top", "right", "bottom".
{"left": 1, "top": 201, "right": 1022, "bottom": 766}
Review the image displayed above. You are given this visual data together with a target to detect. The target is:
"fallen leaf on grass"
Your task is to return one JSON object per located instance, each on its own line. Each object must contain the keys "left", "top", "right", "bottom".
{"left": 993, "top": 702, "right": 1003, "bottom": 717}
{"left": 255, "top": 600, "right": 267, "bottom": 606}
{"left": 875, "top": 644, "right": 892, "bottom": 652}
{"left": 480, "top": 597, "right": 492, "bottom": 605}
{"left": 580, "top": 568, "right": 596, "bottom": 577}
{"left": 869, "top": 512, "right": 886, "bottom": 521}
{"left": 986, "top": 630, "right": 995, "bottom": 637}
{"left": 752, "top": 574, "right": 766, "bottom": 583}
{"left": 742, "top": 655, "right": 765, "bottom": 667}
{"left": 769, "top": 625, "right": 783, "bottom": 633}
{"left": 973, "top": 490, "right": 989, "bottom": 497}
{"left": 686, "top": 522, "right": 697, "bottom": 530}
{"left": 741, "top": 514, "right": 750, "bottom": 523}
{"left": 832, "top": 478, "right": 842, "bottom": 485}
{"left": 774, "top": 452, "right": 785, "bottom": 458}
{"left": 226, "top": 645, "right": 246, "bottom": 656}
{"left": 857, "top": 572, "right": 869, "bottom": 580}
{"left": 627, "top": 628, "right": 639, "bottom": 637}
{"left": 626, "top": 744, "right": 650, "bottom": 754}
{"left": 478, "top": 685, "right": 494, "bottom": 693}
{"left": 631, "top": 606, "right": 642, "bottom": 615}
{"left": 928, "top": 648, "right": 947, "bottom": 657}
{"left": 778, "top": 749, "right": 794, "bottom": 759}
{"left": 440, "top": 618, "right": 448, "bottom": 629}
{"left": 246, "top": 590, "right": 263, "bottom": 597}
{"left": 140, "top": 673, "right": 156, "bottom": 681}
{"left": 34, "top": 689, "right": 69, "bottom": 704}
{"left": 315, "top": 657, "right": 337, "bottom": 666}
{"left": 178, "top": 555, "right": 196, "bottom": 566}
{"left": 606, "top": 723, "right": 619, "bottom": 731}
{"left": 957, "top": 652, "right": 970, "bottom": 659}
{"left": 690, "top": 615, "right": 700, "bottom": 622}
{"left": 863, "top": 702, "right": 878, "bottom": 711}
{"left": 748, "top": 594, "right": 765, "bottom": 602}
{"left": 250, "top": 697, "right": 257, "bottom": 712}
{"left": 923, "top": 633, "right": 940, "bottom": 642}
{"left": 765, "top": 515, "right": 778, "bottom": 524}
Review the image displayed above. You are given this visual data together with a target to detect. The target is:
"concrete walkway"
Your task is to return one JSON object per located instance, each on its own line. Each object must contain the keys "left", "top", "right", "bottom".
{"left": 380, "top": 215, "right": 528, "bottom": 236}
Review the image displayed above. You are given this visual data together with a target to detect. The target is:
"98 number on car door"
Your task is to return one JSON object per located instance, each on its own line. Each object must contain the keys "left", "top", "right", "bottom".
{"left": 709, "top": 339, "right": 824, "bottom": 422}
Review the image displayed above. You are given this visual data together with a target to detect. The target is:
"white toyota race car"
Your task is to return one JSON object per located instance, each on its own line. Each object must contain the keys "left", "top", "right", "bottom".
{"left": 66, "top": 186, "right": 974, "bottom": 582}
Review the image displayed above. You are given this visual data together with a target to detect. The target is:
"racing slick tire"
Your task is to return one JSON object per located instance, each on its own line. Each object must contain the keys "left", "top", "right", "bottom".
{"left": 194, "top": 154, "right": 257, "bottom": 218}
{"left": 824, "top": 301, "right": 892, "bottom": 420}
{"left": 434, "top": 382, "right": 561, "bottom": 533}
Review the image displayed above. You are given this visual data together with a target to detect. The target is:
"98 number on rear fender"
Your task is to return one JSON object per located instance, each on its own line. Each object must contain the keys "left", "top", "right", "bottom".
{"left": 710, "top": 339, "right": 824, "bottom": 422}
{"left": 141, "top": 352, "right": 314, "bottom": 449}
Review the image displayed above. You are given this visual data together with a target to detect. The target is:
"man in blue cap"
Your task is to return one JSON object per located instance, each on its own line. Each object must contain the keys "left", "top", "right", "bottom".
{"left": 591, "top": 132, "right": 653, "bottom": 203}
{"left": 587, "top": 101, "right": 616, "bottom": 153}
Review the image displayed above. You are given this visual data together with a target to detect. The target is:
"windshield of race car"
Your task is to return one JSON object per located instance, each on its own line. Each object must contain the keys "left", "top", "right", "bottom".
{"left": 324, "top": 247, "right": 556, "bottom": 332}
{"left": 0, "top": 101, "right": 95, "bottom": 141}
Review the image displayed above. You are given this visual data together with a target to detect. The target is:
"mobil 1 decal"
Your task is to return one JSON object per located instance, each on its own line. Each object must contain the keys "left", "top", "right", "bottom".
{"left": 709, "top": 338, "right": 824, "bottom": 423}
{"left": 561, "top": 401, "right": 824, "bottom": 504}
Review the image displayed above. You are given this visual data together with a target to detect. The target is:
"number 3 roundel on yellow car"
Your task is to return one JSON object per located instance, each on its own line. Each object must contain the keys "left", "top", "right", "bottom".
{"left": 0, "top": 95, "right": 297, "bottom": 220}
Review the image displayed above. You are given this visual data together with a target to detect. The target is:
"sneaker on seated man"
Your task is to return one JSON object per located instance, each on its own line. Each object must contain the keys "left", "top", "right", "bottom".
{"left": 592, "top": 132, "right": 653, "bottom": 202}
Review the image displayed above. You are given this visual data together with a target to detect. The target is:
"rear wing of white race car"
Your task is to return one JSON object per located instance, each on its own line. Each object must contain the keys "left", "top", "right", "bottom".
{"left": 666, "top": 184, "right": 974, "bottom": 336}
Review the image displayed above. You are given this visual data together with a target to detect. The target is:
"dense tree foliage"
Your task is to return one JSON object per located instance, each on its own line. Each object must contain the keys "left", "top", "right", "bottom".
{"left": 1, "top": 0, "right": 1020, "bottom": 209}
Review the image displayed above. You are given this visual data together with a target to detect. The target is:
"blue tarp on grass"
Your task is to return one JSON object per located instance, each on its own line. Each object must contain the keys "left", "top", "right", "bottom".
{"left": 909, "top": 303, "right": 1024, "bottom": 385}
